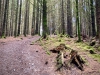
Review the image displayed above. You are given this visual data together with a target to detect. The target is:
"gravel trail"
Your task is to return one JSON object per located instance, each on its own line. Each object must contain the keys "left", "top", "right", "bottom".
{"left": 0, "top": 36, "right": 56, "bottom": 75}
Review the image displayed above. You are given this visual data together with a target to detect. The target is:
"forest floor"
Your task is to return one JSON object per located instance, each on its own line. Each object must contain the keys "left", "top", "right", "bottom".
{"left": 0, "top": 35, "right": 100, "bottom": 75}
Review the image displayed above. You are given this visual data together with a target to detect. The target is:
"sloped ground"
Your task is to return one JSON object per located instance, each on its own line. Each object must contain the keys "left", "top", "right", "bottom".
{"left": 0, "top": 35, "right": 58, "bottom": 75}
{"left": 0, "top": 35, "right": 100, "bottom": 75}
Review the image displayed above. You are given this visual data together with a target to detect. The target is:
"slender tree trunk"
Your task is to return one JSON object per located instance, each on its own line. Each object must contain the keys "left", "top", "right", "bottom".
{"left": 14, "top": 0, "right": 19, "bottom": 37}
{"left": 2, "top": 0, "right": 9, "bottom": 37}
{"left": 24, "top": 0, "right": 28, "bottom": 36}
{"left": 5, "top": 0, "right": 9, "bottom": 36}
{"left": 76, "top": 0, "right": 81, "bottom": 41}
{"left": 90, "top": 0, "right": 96, "bottom": 37}
{"left": 17, "top": 0, "right": 22, "bottom": 36}
{"left": 67, "top": 0, "right": 73, "bottom": 37}
{"left": 96, "top": 0, "right": 100, "bottom": 43}
{"left": 24, "top": 0, "right": 30, "bottom": 36}
{"left": 26, "top": 0, "right": 30, "bottom": 34}
{"left": 61, "top": 0, "right": 65, "bottom": 34}
{"left": 40, "top": 0, "right": 43, "bottom": 36}
{"left": 43, "top": 0, "right": 47, "bottom": 39}
{"left": 35, "top": 0, "right": 39, "bottom": 34}
{"left": 31, "top": 0, "right": 36, "bottom": 36}
{"left": 0, "top": 0, "right": 2, "bottom": 37}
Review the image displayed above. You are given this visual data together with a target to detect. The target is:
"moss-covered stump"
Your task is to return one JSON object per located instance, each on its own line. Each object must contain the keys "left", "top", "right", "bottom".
{"left": 50, "top": 44, "right": 85, "bottom": 71}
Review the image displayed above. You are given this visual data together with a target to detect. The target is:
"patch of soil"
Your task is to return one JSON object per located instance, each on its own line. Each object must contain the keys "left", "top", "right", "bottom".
{"left": 0, "top": 35, "right": 58, "bottom": 75}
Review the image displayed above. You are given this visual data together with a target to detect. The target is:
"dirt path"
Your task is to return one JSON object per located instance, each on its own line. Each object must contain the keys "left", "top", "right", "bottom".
{"left": 0, "top": 35, "right": 57, "bottom": 75}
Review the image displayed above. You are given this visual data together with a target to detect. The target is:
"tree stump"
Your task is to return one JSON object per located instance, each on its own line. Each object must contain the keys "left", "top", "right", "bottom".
{"left": 50, "top": 44, "right": 85, "bottom": 71}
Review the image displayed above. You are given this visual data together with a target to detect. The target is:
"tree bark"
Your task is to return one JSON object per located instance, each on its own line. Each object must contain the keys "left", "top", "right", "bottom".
{"left": 61, "top": 0, "right": 65, "bottom": 35}
{"left": 35, "top": 0, "right": 39, "bottom": 34}
{"left": 96, "top": 0, "right": 100, "bottom": 43}
{"left": 17, "top": 0, "right": 22, "bottom": 36}
{"left": 67, "top": 0, "right": 73, "bottom": 37}
{"left": 2, "top": 0, "right": 9, "bottom": 37}
{"left": 14, "top": 0, "right": 19, "bottom": 37}
{"left": 31, "top": 0, "right": 36, "bottom": 36}
{"left": 76, "top": 0, "right": 81, "bottom": 41}
{"left": 90, "top": 0, "right": 96, "bottom": 37}
{"left": 43, "top": 0, "right": 47, "bottom": 39}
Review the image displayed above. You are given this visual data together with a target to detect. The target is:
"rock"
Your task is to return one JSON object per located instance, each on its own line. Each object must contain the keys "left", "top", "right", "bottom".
{"left": 13, "top": 69, "right": 16, "bottom": 71}
{"left": 89, "top": 50, "right": 96, "bottom": 54}
{"left": 45, "top": 61, "right": 48, "bottom": 65}
{"left": 90, "top": 40, "right": 96, "bottom": 46}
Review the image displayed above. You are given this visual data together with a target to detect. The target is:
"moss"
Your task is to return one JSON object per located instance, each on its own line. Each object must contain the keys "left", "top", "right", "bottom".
{"left": 83, "top": 46, "right": 94, "bottom": 50}
{"left": 58, "top": 39, "right": 62, "bottom": 42}
{"left": 85, "top": 60, "right": 89, "bottom": 66}
{"left": 66, "top": 45, "right": 71, "bottom": 48}
{"left": 89, "top": 54, "right": 100, "bottom": 62}
{"left": 2, "top": 35, "right": 6, "bottom": 39}
{"left": 30, "top": 42, "right": 34, "bottom": 45}
{"left": 20, "top": 38, "right": 23, "bottom": 40}
{"left": 75, "top": 42, "right": 94, "bottom": 51}
{"left": 81, "top": 57, "right": 89, "bottom": 66}
{"left": 98, "top": 47, "right": 100, "bottom": 51}
{"left": 46, "top": 50, "right": 51, "bottom": 55}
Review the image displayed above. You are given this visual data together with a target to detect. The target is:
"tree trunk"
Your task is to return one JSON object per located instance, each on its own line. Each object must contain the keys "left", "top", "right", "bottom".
{"left": 76, "top": 0, "right": 81, "bottom": 41}
{"left": 31, "top": 0, "right": 36, "bottom": 36}
{"left": 14, "top": 0, "right": 19, "bottom": 37}
{"left": 2, "top": 0, "right": 9, "bottom": 37}
{"left": 5, "top": 0, "right": 9, "bottom": 36}
{"left": 61, "top": 0, "right": 65, "bottom": 35}
{"left": 24, "top": 0, "right": 30, "bottom": 36}
{"left": 17, "top": 0, "right": 22, "bottom": 36}
{"left": 90, "top": 0, "right": 96, "bottom": 37}
{"left": 24, "top": 0, "right": 28, "bottom": 36}
{"left": 35, "top": 0, "right": 39, "bottom": 34}
{"left": 43, "top": 0, "right": 47, "bottom": 39}
{"left": 96, "top": 0, "right": 100, "bottom": 43}
{"left": 67, "top": 0, "right": 73, "bottom": 37}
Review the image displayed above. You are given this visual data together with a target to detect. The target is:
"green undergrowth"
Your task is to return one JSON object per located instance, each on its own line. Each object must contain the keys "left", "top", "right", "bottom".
{"left": 98, "top": 47, "right": 100, "bottom": 51}
{"left": 89, "top": 54, "right": 100, "bottom": 62}
{"left": 75, "top": 42, "right": 100, "bottom": 62}
{"left": 75, "top": 42, "right": 95, "bottom": 51}
{"left": 2, "top": 35, "right": 6, "bottom": 39}
{"left": 37, "top": 35, "right": 68, "bottom": 55}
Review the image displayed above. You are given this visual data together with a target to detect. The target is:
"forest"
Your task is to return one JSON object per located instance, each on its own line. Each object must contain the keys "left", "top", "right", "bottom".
{"left": 0, "top": 0, "right": 100, "bottom": 75}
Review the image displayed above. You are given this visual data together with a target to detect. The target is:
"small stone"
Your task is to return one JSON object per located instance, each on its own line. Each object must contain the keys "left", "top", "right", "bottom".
{"left": 45, "top": 61, "right": 48, "bottom": 65}
{"left": 13, "top": 69, "right": 16, "bottom": 71}
{"left": 36, "top": 51, "right": 38, "bottom": 52}
{"left": 32, "top": 63, "right": 34, "bottom": 66}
